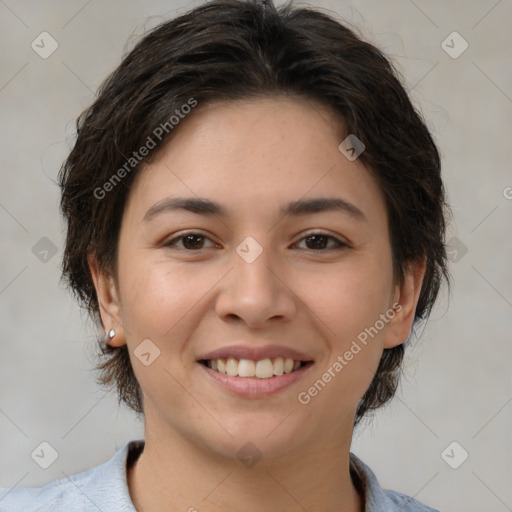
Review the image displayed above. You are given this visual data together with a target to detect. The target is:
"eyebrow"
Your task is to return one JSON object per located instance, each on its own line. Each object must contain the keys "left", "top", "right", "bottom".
{"left": 143, "top": 196, "right": 367, "bottom": 222}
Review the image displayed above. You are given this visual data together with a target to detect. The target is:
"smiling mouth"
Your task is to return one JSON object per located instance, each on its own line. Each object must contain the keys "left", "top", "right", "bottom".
{"left": 199, "top": 357, "right": 313, "bottom": 379}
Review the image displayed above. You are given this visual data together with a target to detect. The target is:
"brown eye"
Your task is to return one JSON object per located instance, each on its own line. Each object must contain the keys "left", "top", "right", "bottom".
{"left": 295, "top": 232, "right": 347, "bottom": 251}
{"left": 181, "top": 234, "right": 205, "bottom": 250}
{"left": 164, "top": 232, "right": 215, "bottom": 250}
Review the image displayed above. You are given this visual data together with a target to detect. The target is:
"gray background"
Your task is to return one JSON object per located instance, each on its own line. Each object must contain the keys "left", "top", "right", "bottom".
{"left": 1, "top": 1, "right": 511, "bottom": 511}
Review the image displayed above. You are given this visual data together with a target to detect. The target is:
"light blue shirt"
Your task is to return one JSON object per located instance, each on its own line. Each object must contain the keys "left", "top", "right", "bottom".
{"left": 0, "top": 440, "right": 440, "bottom": 511}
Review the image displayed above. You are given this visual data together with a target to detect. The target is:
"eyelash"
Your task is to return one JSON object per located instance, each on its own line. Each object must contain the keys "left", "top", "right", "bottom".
{"left": 163, "top": 231, "right": 349, "bottom": 252}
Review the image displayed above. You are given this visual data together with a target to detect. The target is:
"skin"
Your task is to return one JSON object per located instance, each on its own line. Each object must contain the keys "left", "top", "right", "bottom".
{"left": 89, "top": 96, "right": 426, "bottom": 512}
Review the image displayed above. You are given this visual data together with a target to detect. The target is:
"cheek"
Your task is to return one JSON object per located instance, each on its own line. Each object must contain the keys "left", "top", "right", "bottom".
{"left": 303, "top": 252, "right": 394, "bottom": 339}
{"left": 296, "top": 253, "right": 393, "bottom": 403}
{"left": 298, "top": 280, "right": 388, "bottom": 420}
{"left": 116, "top": 259, "right": 212, "bottom": 411}
{"left": 117, "top": 254, "right": 218, "bottom": 349}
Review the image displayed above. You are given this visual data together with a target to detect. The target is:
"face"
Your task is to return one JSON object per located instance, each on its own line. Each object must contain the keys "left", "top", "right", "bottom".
{"left": 91, "top": 96, "right": 424, "bottom": 464}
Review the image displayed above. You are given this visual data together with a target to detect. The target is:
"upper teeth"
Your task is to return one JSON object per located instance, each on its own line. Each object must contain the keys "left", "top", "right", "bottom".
{"left": 207, "top": 357, "right": 302, "bottom": 379}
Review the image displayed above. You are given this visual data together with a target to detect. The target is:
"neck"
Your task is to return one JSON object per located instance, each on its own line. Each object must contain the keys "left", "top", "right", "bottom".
{"left": 127, "top": 412, "right": 363, "bottom": 512}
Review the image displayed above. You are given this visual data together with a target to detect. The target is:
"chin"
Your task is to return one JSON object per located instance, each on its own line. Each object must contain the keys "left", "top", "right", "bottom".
{"left": 194, "top": 412, "right": 311, "bottom": 465}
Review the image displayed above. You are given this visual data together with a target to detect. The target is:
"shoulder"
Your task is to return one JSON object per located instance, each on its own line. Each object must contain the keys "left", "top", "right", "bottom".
{"left": 0, "top": 440, "right": 143, "bottom": 512}
{"left": 0, "top": 477, "right": 87, "bottom": 512}
{"left": 349, "top": 453, "right": 440, "bottom": 512}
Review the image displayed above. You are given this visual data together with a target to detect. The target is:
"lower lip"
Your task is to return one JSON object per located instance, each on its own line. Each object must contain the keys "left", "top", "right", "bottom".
{"left": 198, "top": 362, "right": 314, "bottom": 398}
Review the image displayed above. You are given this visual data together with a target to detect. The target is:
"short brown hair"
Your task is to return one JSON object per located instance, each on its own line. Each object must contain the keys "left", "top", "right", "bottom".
{"left": 58, "top": 0, "right": 450, "bottom": 425}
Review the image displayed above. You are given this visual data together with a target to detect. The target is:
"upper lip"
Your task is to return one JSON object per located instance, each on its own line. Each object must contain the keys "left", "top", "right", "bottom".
{"left": 198, "top": 344, "right": 314, "bottom": 362}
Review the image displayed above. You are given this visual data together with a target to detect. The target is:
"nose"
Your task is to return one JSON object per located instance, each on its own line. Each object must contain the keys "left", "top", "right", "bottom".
{"left": 214, "top": 243, "right": 297, "bottom": 329}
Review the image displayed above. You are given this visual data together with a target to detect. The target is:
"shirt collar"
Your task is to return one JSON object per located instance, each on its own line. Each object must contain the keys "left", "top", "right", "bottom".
{"left": 350, "top": 452, "right": 398, "bottom": 511}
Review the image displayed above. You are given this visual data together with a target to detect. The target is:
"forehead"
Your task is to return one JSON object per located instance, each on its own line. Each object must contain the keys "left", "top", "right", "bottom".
{"left": 123, "top": 97, "right": 387, "bottom": 226}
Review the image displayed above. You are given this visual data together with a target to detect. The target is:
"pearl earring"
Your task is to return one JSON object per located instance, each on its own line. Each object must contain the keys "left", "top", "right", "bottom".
{"left": 107, "top": 329, "right": 116, "bottom": 339}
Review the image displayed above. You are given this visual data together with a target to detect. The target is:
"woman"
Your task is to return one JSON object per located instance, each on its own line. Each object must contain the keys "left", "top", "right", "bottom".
{"left": 0, "top": 0, "right": 449, "bottom": 510}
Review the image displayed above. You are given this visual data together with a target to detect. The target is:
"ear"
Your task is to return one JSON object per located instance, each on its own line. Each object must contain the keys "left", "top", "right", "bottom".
{"left": 382, "top": 257, "right": 427, "bottom": 349}
{"left": 88, "top": 254, "right": 126, "bottom": 347}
